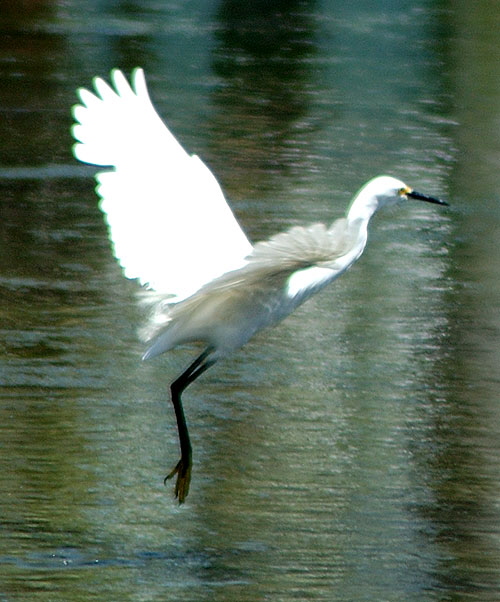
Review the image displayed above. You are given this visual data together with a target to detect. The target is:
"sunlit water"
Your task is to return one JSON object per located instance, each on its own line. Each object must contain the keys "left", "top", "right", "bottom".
{"left": 1, "top": 1, "right": 500, "bottom": 600}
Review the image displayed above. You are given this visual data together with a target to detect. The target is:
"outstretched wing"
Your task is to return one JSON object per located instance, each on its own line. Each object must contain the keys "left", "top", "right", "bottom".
{"left": 72, "top": 68, "right": 252, "bottom": 299}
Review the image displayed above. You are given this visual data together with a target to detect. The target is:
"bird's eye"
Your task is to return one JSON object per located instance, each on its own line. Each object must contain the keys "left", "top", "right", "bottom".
{"left": 398, "top": 186, "right": 411, "bottom": 196}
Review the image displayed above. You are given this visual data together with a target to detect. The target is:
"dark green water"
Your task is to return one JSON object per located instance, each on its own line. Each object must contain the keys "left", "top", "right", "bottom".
{"left": 1, "top": 1, "right": 500, "bottom": 600}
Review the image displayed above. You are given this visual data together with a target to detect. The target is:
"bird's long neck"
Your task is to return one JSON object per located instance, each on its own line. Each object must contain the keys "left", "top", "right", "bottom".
{"left": 342, "top": 185, "right": 382, "bottom": 263}
{"left": 346, "top": 187, "right": 380, "bottom": 225}
{"left": 344, "top": 198, "right": 373, "bottom": 251}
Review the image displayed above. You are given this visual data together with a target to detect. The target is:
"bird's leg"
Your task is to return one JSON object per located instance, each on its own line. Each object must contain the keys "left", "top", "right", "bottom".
{"left": 166, "top": 348, "right": 215, "bottom": 503}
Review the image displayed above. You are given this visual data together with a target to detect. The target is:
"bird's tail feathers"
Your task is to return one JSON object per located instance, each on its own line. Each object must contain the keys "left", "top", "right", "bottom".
{"left": 137, "top": 292, "right": 176, "bottom": 346}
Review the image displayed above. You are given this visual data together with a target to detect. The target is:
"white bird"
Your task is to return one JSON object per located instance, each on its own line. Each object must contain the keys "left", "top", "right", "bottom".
{"left": 72, "top": 68, "right": 448, "bottom": 503}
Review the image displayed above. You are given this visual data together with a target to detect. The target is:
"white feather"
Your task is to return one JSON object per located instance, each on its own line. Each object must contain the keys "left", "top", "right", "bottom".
{"left": 286, "top": 266, "right": 336, "bottom": 299}
{"left": 72, "top": 68, "right": 252, "bottom": 299}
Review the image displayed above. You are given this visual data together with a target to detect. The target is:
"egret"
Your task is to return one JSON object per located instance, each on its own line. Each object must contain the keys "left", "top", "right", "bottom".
{"left": 72, "top": 68, "right": 448, "bottom": 503}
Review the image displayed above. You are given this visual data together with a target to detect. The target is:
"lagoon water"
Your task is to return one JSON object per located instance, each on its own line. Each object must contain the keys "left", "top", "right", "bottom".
{"left": 1, "top": 1, "right": 500, "bottom": 599}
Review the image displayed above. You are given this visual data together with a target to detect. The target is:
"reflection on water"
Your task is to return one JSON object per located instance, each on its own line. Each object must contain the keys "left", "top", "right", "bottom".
{"left": 2, "top": 0, "right": 500, "bottom": 600}
{"left": 209, "top": 0, "right": 317, "bottom": 209}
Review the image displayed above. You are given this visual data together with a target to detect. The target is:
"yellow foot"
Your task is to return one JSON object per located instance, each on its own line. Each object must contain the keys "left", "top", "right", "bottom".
{"left": 165, "top": 456, "right": 192, "bottom": 504}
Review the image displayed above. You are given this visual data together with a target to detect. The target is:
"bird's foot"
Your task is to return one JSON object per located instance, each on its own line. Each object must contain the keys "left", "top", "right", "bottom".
{"left": 165, "top": 455, "right": 191, "bottom": 504}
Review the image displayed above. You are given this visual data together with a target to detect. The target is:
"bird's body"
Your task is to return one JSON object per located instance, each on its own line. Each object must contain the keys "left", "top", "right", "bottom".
{"left": 72, "top": 68, "right": 448, "bottom": 503}
{"left": 143, "top": 212, "right": 364, "bottom": 361}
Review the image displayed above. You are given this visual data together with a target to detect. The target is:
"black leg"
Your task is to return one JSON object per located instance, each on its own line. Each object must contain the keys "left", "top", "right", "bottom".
{"left": 165, "top": 347, "right": 215, "bottom": 503}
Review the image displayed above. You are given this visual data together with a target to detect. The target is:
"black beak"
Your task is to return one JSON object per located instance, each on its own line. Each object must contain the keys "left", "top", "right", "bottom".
{"left": 407, "top": 189, "right": 449, "bottom": 206}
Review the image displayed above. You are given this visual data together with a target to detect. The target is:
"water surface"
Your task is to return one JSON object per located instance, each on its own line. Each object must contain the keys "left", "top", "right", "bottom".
{"left": 1, "top": 1, "right": 500, "bottom": 600}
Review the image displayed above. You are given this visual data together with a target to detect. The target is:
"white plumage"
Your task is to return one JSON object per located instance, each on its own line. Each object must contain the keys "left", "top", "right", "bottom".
{"left": 73, "top": 68, "right": 252, "bottom": 300}
{"left": 72, "top": 69, "right": 447, "bottom": 503}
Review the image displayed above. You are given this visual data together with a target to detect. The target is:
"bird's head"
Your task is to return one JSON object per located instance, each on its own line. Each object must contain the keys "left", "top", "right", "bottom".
{"left": 347, "top": 175, "right": 448, "bottom": 222}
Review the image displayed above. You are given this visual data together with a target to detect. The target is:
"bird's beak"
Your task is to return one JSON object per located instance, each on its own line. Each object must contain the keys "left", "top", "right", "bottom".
{"left": 406, "top": 188, "right": 449, "bottom": 206}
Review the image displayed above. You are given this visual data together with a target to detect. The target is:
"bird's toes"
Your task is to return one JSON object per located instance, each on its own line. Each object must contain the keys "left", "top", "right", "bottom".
{"left": 164, "top": 461, "right": 180, "bottom": 484}
{"left": 164, "top": 457, "right": 191, "bottom": 504}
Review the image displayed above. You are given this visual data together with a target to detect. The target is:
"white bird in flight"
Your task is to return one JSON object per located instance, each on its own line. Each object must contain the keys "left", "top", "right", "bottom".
{"left": 72, "top": 68, "right": 448, "bottom": 503}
